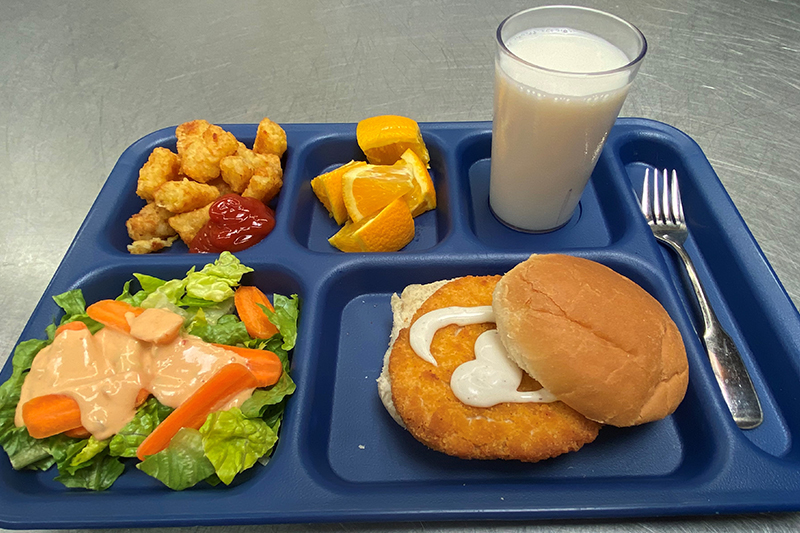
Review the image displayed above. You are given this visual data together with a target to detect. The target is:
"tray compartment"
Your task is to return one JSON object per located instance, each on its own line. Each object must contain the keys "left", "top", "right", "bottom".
{"left": 102, "top": 124, "right": 292, "bottom": 255}
{"left": 0, "top": 258, "right": 305, "bottom": 501}
{"left": 614, "top": 126, "right": 794, "bottom": 459}
{"left": 289, "top": 127, "right": 450, "bottom": 253}
{"left": 303, "top": 255, "right": 721, "bottom": 488}
{"left": 455, "top": 129, "right": 643, "bottom": 251}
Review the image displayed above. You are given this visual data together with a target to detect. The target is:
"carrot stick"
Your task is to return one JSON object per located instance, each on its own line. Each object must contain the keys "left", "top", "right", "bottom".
{"left": 136, "top": 363, "right": 258, "bottom": 460}
{"left": 135, "top": 388, "right": 150, "bottom": 408}
{"left": 234, "top": 286, "right": 278, "bottom": 339}
{"left": 212, "top": 344, "right": 282, "bottom": 387}
{"left": 86, "top": 300, "right": 145, "bottom": 333}
{"left": 55, "top": 321, "right": 89, "bottom": 336}
{"left": 22, "top": 395, "right": 83, "bottom": 439}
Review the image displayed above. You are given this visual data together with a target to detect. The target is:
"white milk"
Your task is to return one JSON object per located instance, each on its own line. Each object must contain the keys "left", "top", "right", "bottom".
{"left": 490, "top": 28, "right": 632, "bottom": 232}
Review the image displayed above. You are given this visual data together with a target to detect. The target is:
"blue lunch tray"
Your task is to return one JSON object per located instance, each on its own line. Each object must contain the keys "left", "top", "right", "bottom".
{"left": 1, "top": 118, "right": 800, "bottom": 528}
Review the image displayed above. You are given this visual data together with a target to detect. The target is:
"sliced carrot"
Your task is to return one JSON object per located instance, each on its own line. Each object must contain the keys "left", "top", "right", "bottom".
{"left": 212, "top": 344, "right": 282, "bottom": 387}
{"left": 22, "top": 395, "right": 83, "bottom": 439}
{"left": 234, "top": 286, "right": 278, "bottom": 339}
{"left": 135, "top": 388, "right": 151, "bottom": 408}
{"left": 55, "top": 321, "right": 89, "bottom": 336}
{"left": 136, "top": 363, "right": 259, "bottom": 460}
{"left": 86, "top": 299, "right": 145, "bottom": 334}
{"left": 64, "top": 426, "right": 91, "bottom": 439}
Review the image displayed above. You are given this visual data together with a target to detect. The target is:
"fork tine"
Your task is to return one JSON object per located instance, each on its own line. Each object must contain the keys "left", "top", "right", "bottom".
{"left": 652, "top": 168, "right": 662, "bottom": 223}
{"left": 671, "top": 169, "right": 685, "bottom": 224}
{"left": 641, "top": 168, "right": 652, "bottom": 221}
{"left": 662, "top": 169, "right": 673, "bottom": 224}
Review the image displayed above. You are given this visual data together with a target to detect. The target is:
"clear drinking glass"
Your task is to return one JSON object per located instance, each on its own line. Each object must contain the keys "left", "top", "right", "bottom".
{"left": 489, "top": 6, "right": 647, "bottom": 232}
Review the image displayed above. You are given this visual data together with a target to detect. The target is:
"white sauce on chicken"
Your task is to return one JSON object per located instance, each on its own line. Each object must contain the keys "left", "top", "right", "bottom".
{"left": 408, "top": 306, "right": 556, "bottom": 408}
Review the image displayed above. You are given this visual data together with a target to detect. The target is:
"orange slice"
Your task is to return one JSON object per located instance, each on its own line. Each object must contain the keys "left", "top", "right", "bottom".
{"left": 399, "top": 149, "right": 436, "bottom": 217}
{"left": 310, "top": 161, "right": 366, "bottom": 225}
{"left": 328, "top": 197, "right": 415, "bottom": 252}
{"left": 356, "top": 115, "right": 430, "bottom": 166}
{"left": 342, "top": 163, "right": 414, "bottom": 223}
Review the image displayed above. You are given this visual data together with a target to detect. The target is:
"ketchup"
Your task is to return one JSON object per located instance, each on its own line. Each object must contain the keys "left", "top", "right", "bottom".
{"left": 190, "top": 194, "right": 275, "bottom": 253}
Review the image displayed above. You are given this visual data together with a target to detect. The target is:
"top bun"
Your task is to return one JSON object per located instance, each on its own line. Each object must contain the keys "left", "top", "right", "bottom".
{"left": 492, "top": 254, "right": 688, "bottom": 427}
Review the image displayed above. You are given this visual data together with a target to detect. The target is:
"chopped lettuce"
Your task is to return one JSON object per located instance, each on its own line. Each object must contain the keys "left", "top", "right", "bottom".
{"left": 200, "top": 408, "right": 277, "bottom": 485}
{"left": 0, "top": 252, "right": 298, "bottom": 491}
{"left": 109, "top": 398, "right": 173, "bottom": 457}
{"left": 137, "top": 428, "right": 216, "bottom": 491}
{"left": 261, "top": 293, "right": 300, "bottom": 350}
{"left": 189, "top": 314, "right": 252, "bottom": 346}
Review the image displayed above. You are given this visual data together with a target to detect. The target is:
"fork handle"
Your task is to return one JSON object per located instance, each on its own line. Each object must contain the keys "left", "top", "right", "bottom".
{"left": 662, "top": 237, "right": 763, "bottom": 429}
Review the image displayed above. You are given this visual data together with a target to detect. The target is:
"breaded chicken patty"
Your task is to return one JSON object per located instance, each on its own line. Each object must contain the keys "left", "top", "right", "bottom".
{"left": 387, "top": 275, "right": 601, "bottom": 462}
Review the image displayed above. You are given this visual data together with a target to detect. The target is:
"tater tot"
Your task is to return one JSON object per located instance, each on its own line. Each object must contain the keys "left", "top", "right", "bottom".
{"left": 136, "top": 148, "right": 181, "bottom": 202}
{"left": 179, "top": 124, "right": 238, "bottom": 183}
{"left": 221, "top": 143, "right": 283, "bottom": 193}
{"left": 207, "top": 177, "right": 234, "bottom": 196}
{"left": 253, "top": 118, "right": 287, "bottom": 158}
{"left": 219, "top": 144, "right": 254, "bottom": 193}
{"left": 176, "top": 119, "right": 211, "bottom": 154}
{"left": 126, "top": 202, "right": 177, "bottom": 241}
{"left": 154, "top": 178, "right": 220, "bottom": 213}
{"left": 127, "top": 236, "right": 178, "bottom": 255}
{"left": 168, "top": 203, "right": 212, "bottom": 245}
{"left": 242, "top": 171, "right": 282, "bottom": 204}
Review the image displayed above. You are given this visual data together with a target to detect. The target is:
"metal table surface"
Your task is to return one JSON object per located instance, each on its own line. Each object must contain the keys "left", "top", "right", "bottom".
{"left": 1, "top": 0, "right": 798, "bottom": 531}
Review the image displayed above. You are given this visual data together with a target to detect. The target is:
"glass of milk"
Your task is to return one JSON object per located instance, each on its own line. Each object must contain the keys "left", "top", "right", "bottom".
{"left": 490, "top": 6, "right": 647, "bottom": 232}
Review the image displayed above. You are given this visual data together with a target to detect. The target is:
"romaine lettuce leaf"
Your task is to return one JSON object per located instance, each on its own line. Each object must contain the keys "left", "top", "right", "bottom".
{"left": 184, "top": 252, "right": 253, "bottom": 303}
{"left": 189, "top": 314, "right": 252, "bottom": 346}
{"left": 200, "top": 408, "right": 276, "bottom": 485}
{"left": 54, "top": 452, "right": 125, "bottom": 491}
{"left": 70, "top": 437, "right": 109, "bottom": 470}
{"left": 52, "top": 290, "right": 89, "bottom": 318}
{"left": 261, "top": 293, "right": 300, "bottom": 350}
{"left": 109, "top": 398, "right": 173, "bottom": 458}
{"left": 240, "top": 371, "right": 296, "bottom": 420}
{"left": 137, "top": 428, "right": 216, "bottom": 491}
{"left": 51, "top": 291, "right": 103, "bottom": 335}
{"left": 0, "top": 427, "right": 53, "bottom": 470}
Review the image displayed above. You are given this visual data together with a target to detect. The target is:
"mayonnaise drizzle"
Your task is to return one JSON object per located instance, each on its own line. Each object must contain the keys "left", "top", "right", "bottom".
{"left": 409, "top": 306, "right": 495, "bottom": 366}
{"left": 450, "top": 330, "right": 556, "bottom": 407}
{"left": 408, "top": 306, "right": 556, "bottom": 408}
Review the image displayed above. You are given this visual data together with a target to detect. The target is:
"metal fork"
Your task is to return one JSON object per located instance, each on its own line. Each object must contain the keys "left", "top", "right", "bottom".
{"left": 641, "top": 168, "right": 763, "bottom": 429}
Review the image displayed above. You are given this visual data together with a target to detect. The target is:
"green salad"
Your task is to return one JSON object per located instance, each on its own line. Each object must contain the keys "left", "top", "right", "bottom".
{"left": 0, "top": 252, "right": 298, "bottom": 490}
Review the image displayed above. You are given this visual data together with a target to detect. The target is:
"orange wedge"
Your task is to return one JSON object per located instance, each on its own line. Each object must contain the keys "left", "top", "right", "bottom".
{"left": 328, "top": 197, "right": 415, "bottom": 252}
{"left": 399, "top": 149, "right": 436, "bottom": 217}
{"left": 342, "top": 163, "right": 414, "bottom": 223}
{"left": 310, "top": 161, "right": 366, "bottom": 225}
{"left": 356, "top": 115, "right": 430, "bottom": 166}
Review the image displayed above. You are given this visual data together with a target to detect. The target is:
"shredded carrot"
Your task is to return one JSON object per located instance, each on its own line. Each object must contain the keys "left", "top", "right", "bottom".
{"left": 22, "top": 395, "right": 83, "bottom": 439}
{"left": 136, "top": 363, "right": 259, "bottom": 460}
{"left": 212, "top": 344, "right": 282, "bottom": 387}
{"left": 55, "top": 321, "right": 89, "bottom": 336}
{"left": 234, "top": 286, "right": 278, "bottom": 339}
{"left": 86, "top": 299, "right": 145, "bottom": 333}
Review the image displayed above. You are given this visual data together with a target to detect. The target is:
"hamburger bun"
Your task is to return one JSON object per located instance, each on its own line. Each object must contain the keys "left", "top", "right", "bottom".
{"left": 492, "top": 254, "right": 688, "bottom": 427}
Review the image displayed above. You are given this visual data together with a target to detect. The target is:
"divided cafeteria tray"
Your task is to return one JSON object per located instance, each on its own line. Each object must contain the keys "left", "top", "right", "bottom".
{"left": 3, "top": 118, "right": 800, "bottom": 529}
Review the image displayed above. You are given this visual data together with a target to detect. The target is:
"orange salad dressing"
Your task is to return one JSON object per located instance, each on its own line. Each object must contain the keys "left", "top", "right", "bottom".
{"left": 15, "top": 308, "right": 253, "bottom": 440}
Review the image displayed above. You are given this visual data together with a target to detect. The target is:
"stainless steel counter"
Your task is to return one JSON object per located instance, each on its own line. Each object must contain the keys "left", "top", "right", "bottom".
{"left": 1, "top": 0, "right": 798, "bottom": 531}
